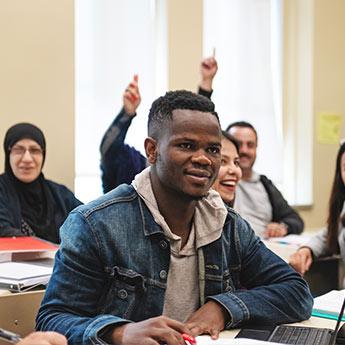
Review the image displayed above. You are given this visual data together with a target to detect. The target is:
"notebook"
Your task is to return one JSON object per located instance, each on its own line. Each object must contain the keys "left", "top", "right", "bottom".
{"left": 236, "top": 293, "right": 345, "bottom": 345}
{"left": 0, "top": 260, "right": 53, "bottom": 292}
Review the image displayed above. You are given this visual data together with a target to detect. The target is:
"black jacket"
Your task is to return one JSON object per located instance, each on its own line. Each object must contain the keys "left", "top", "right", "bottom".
{"left": 260, "top": 174, "right": 304, "bottom": 234}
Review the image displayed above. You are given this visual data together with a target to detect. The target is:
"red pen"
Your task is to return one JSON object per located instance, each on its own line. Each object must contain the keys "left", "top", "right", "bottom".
{"left": 182, "top": 333, "right": 196, "bottom": 345}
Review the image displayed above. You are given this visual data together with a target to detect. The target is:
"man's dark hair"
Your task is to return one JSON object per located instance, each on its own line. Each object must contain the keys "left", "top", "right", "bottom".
{"left": 226, "top": 121, "right": 258, "bottom": 141}
{"left": 148, "top": 90, "right": 219, "bottom": 139}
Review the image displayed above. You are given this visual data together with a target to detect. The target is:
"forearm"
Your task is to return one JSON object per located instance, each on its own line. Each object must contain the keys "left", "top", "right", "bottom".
{"left": 100, "top": 108, "right": 135, "bottom": 157}
{"left": 208, "top": 261, "right": 312, "bottom": 328}
{"left": 282, "top": 214, "right": 304, "bottom": 235}
{"left": 221, "top": 224, "right": 313, "bottom": 327}
{"left": 198, "top": 86, "right": 213, "bottom": 100}
{"left": 36, "top": 308, "right": 127, "bottom": 345}
{"left": 304, "top": 227, "right": 329, "bottom": 258}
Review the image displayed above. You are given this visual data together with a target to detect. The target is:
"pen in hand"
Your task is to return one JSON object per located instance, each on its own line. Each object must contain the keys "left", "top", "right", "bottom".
{"left": 0, "top": 328, "right": 22, "bottom": 344}
{"left": 182, "top": 333, "right": 197, "bottom": 345}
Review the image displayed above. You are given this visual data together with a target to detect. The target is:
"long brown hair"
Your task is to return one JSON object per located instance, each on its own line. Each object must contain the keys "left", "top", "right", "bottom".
{"left": 327, "top": 142, "right": 345, "bottom": 254}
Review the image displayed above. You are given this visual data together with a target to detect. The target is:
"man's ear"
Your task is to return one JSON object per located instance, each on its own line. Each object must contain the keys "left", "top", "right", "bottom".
{"left": 144, "top": 137, "right": 158, "bottom": 164}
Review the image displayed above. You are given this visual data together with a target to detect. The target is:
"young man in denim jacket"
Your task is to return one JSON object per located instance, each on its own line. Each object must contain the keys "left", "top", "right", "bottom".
{"left": 37, "top": 91, "right": 313, "bottom": 345}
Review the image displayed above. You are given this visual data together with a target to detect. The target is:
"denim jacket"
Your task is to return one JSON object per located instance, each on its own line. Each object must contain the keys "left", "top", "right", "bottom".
{"left": 36, "top": 184, "right": 313, "bottom": 345}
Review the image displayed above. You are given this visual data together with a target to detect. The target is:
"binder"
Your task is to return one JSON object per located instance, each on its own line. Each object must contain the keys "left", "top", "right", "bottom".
{"left": 0, "top": 236, "right": 58, "bottom": 252}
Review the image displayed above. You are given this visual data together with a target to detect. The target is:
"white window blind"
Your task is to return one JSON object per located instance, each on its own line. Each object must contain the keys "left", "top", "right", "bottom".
{"left": 75, "top": 0, "right": 167, "bottom": 202}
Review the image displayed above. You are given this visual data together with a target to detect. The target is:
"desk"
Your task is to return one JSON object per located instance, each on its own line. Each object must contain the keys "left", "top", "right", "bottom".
{"left": 264, "top": 241, "right": 344, "bottom": 296}
{"left": 197, "top": 317, "right": 341, "bottom": 342}
{"left": 0, "top": 289, "right": 45, "bottom": 345}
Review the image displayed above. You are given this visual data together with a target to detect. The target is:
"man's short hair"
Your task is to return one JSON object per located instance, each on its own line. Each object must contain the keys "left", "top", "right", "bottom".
{"left": 148, "top": 90, "right": 219, "bottom": 139}
{"left": 226, "top": 121, "right": 258, "bottom": 141}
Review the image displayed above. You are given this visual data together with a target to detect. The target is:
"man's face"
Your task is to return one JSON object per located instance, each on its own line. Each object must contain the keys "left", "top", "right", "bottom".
{"left": 228, "top": 126, "right": 257, "bottom": 171}
{"left": 148, "top": 109, "right": 222, "bottom": 201}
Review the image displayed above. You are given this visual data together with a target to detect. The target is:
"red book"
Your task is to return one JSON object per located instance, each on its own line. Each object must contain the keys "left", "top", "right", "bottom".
{"left": 0, "top": 237, "right": 58, "bottom": 253}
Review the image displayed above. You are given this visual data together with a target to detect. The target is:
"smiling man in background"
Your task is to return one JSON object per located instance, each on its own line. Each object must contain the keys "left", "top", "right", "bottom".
{"left": 227, "top": 121, "right": 304, "bottom": 238}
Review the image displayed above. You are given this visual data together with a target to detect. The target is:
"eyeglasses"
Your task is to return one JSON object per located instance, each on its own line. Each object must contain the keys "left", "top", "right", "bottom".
{"left": 10, "top": 146, "right": 43, "bottom": 157}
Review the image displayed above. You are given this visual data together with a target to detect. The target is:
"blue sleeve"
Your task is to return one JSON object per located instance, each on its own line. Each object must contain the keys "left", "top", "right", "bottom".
{"left": 100, "top": 108, "right": 146, "bottom": 193}
{"left": 36, "top": 211, "right": 130, "bottom": 345}
{"left": 208, "top": 216, "right": 313, "bottom": 328}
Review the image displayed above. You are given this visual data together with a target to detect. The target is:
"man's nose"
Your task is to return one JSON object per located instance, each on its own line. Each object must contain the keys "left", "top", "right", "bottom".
{"left": 239, "top": 144, "right": 249, "bottom": 154}
{"left": 191, "top": 151, "right": 212, "bottom": 166}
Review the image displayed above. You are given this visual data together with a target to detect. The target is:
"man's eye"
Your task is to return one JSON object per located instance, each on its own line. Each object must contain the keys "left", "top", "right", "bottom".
{"left": 179, "top": 143, "right": 192, "bottom": 149}
{"left": 208, "top": 147, "right": 220, "bottom": 154}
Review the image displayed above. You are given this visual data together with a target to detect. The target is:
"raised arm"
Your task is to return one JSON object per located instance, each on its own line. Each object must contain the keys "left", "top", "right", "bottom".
{"left": 198, "top": 54, "right": 218, "bottom": 99}
{"left": 100, "top": 75, "right": 146, "bottom": 193}
{"left": 100, "top": 75, "right": 141, "bottom": 157}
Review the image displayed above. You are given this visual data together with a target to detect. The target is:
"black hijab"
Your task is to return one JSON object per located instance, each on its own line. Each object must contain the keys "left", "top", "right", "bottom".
{"left": 4, "top": 123, "right": 59, "bottom": 243}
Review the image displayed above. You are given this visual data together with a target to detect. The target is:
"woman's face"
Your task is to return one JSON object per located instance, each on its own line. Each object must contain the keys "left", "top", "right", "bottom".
{"left": 341, "top": 151, "right": 345, "bottom": 186}
{"left": 9, "top": 138, "right": 44, "bottom": 183}
{"left": 213, "top": 138, "right": 242, "bottom": 203}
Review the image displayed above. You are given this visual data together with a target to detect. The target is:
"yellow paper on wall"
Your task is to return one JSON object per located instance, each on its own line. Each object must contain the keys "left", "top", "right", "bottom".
{"left": 317, "top": 113, "right": 343, "bottom": 144}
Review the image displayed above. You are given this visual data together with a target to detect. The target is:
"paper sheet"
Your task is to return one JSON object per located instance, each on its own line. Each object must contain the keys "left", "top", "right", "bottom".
{"left": 196, "top": 336, "right": 282, "bottom": 344}
{"left": 317, "top": 113, "right": 342, "bottom": 144}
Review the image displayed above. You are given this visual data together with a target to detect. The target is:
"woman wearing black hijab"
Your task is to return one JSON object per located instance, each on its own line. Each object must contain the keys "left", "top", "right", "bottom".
{"left": 0, "top": 123, "right": 82, "bottom": 243}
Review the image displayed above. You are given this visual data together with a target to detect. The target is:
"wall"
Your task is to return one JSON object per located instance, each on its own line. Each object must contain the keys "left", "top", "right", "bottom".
{"left": 298, "top": 0, "right": 345, "bottom": 229}
{"left": 1, "top": 0, "right": 344, "bottom": 230}
{"left": 167, "top": 0, "right": 203, "bottom": 91}
{"left": 0, "top": 0, "right": 75, "bottom": 190}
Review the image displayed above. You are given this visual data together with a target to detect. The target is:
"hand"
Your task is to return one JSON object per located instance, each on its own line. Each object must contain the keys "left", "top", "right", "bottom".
{"left": 111, "top": 316, "right": 192, "bottom": 345}
{"left": 199, "top": 55, "right": 218, "bottom": 91}
{"left": 185, "top": 300, "right": 227, "bottom": 340}
{"left": 264, "top": 222, "right": 288, "bottom": 238}
{"left": 17, "top": 332, "right": 67, "bottom": 345}
{"left": 289, "top": 247, "right": 313, "bottom": 275}
{"left": 123, "top": 74, "right": 141, "bottom": 116}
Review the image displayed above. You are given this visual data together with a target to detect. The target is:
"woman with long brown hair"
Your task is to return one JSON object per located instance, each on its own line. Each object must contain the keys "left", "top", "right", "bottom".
{"left": 290, "top": 142, "right": 345, "bottom": 275}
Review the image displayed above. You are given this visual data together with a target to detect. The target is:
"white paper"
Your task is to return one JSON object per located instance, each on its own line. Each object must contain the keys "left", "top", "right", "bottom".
{"left": 0, "top": 261, "right": 52, "bottom": 280}
{"left": 313, "top": 289, "right": 345, "bottom": 316}
{"left": 267, "top": 234, "right": 312, "bottom": 246}
{"left": 196, "top": 336, "right": 284, "bottom": 344}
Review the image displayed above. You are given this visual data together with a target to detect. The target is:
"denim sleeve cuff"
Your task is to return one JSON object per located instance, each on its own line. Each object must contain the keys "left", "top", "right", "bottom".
{"left": 83, "top": 315, "right": 130, "bottom": 345}
{"left": 206, "top": 293, "right": 250, "bottom": 328}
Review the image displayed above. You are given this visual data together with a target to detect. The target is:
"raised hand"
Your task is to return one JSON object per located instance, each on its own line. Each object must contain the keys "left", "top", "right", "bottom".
{"left": 123, "top": 74, "right": 141, "bottom": 116}
{"left": 200, "top": 51, "right": 218, "bottom": 91}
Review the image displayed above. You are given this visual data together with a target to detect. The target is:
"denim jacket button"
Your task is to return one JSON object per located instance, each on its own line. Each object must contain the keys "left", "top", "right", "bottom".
{"left": 118, "top": 289, "right": 128, "bottom": 299}
{"left": 159, "top": 240, "right": 168, "bottom": 249}
{"left": 159, "top": 270, "right": 167, "bottom": 280}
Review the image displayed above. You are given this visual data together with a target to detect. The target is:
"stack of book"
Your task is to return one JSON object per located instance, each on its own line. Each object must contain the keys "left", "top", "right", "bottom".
{"left": 0, "top": 237, "right": 58, "bottom": 292}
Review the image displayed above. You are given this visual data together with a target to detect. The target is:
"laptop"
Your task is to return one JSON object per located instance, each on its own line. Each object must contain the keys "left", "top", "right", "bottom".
{"left": 236, "top": 294, "right": 345, "bottom": 345}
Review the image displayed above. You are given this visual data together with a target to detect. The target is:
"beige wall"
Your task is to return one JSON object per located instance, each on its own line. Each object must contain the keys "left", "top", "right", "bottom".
{"left": 167, "top": 0, "right": 203, "bottom": 91}
{"left": 0, "top": 0, "right": 75, "bottom": 190}
{"left": 298, "top": 0, "right": 345, "bottom": 229}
